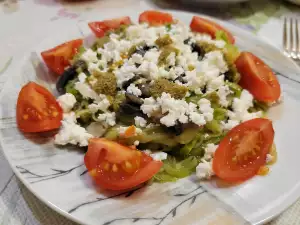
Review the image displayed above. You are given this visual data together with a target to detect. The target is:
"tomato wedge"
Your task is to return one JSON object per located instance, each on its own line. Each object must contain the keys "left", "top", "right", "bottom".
{"left": 139, "top": 10, "right": 173, "bottom": 26}
{"left": 213, "top": 118, "right": 274, "bottom": 183}
{"left": 84, "top": 138, "right": 163, "bottom": 190}
{"left": 16, "top": 82, "right": 63, "bottom": 133}
{"left": 88, "top": 16, "right": 132, "bottom": 38}
{"left": 236, "top": 52, "right": 281, "bottom": 103}
{"left": 41, "top": 39, "right": 83, "bottom": 75}
{"left": 190, "top": 16, "right": 235, "bottom": 44}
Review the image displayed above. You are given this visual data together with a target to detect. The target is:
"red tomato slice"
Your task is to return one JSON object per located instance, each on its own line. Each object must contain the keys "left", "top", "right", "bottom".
{"left": 41, "top": 39, "right": 83, "bottom": 75}
{"left": 213, "top": 118, "right": 274, "bottom": 183}
{"left": 16, "top": 82, "right": 63, "bottom": 133}
{"left": 84, "top": 138, "right": 163, "bottom": 190}
{"left": 139, "top": 10, "right": 173, "bottom": 26}
{"left": 236, "top": 52, "right": 281, "bottom": 103}
{"left": 190, "top": 16, "right": 235, "bottom": 44}
{"left": 88, "top": 16, "right": 132, "bottom": 37}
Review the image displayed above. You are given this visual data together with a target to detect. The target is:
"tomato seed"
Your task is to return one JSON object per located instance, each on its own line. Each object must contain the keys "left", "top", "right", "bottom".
{"left": 52, "top": 111, "right": 58, "bottom": 117}
{"left": 112, "top": 164, "right": 118, "bottom": 172}
{"left": 125, "top": 161, "right": 132, "bottom": 169}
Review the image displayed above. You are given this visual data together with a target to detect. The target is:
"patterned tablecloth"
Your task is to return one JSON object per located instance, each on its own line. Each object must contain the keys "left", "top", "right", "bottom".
{"left": 0, "top": 0, "right": 299, "bottom": 224}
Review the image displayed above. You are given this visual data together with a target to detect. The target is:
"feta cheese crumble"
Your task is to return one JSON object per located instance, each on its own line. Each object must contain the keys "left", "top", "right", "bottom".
{"left": 57, "top": 93, "right": 76, "bottom": 113}
{"left": 80, "top": 49, "right": 98, "bottom": 63}
{"left": 54, "top": 112, "right": 93, "bottom": 147}
{"left": 266, "top": 154, "right": 274, "bottom": 164}
{"left": 141, "top": 92, "right": 213, "bottom": 127}
{"left": 127, "top": 83, "right": 142, "bottom": 97}
{"left": 88, "top": 95, "right": 111, "bottom": 113}
{"left": 143, "top": 150, "right": 168, "bottom": 161}
{"left": 117, "top": 126, "right": 142, "bottom": 136}
{"left": 222, "top": 90, "right": 262, "bottom": 130}
{"left": 196, "top": 159, "right": 214, "bottom": 179}
{"left": 134, "top": 116, "right": 147, "bottom": 127}
{"left": 203, "top": 143, "right": 218, "bottom": 160}
{"left": 97, "top": 112, "right": 116, "bottom": 126}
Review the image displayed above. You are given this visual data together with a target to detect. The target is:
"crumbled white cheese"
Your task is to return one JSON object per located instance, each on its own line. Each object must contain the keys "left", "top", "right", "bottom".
{"left": 141, "top": 92, "right": 211, "bottom": 127}
{"left": 81, "top": 49, "right": 98, "bottom": 63}
{"left": 57, "top": 93, "right": 77, "bottom": 113}
{"left": 130, "top": 53, "right": 143, "bottom": 65}
{"left": 158, "top": 67, "right": 170, "bottom": 79}
{"left": 198, "top": 98, "right": 214, "bottom": 122}
{"left": 194, "top": 33, "right": 226, "bottom": 49}
{"left": 126, "top": 24, "right": 160, "bottom": 46}
{"left": 88, "top": 95, "right": 110, "bottom": 113}
{"left": 166, "top": 52, "right": 176, "bottom": 67}
{"left": 204, "top": 143, "right": 218, "bottom": 160}
{"left": 221, "top": 120, "right": 239, "bottom": 130}
{"left": 134, "top": 116, "right": 147, "bottom": 128}
{"left": 194, "top": 88, "right": 203, "bottom": 95}
{"left": 97, "top": 35, "right": 131, "bottom": 63}
{"left": 114, "top": 63, "right": 136, "bottom": 87}
{"left": 189, "top": 112, "right": 206, "bottom": 126}
{"left": 168, "top": 66, "right": 184, "bottom": 80}
{"left": 266, "top": 154, "right": 273, "bottom": 164}
{"left": 158, "top": 92, "right": 190, "bottom": 126}
{"left": 117, "top": 126, "right": 142, "bottom": 136}
{"left": 145, "top": 48, "right": 160, "bottom": 63}
{"left": 207, "top": 75, "right": 225, "bottom": 92}
{"left": 88, "top": 62, "right": 101, "bottom": 75}
{"left": 217, "top": 85, "right": 231, "bottom": 107}
{"left": 186, "top": 51, "right": 228, "bottom": 91}
{"left": 177, "top": 52, "right": 198, "bottom": 71}
{"left": 222, "top": 90, "right": 263, "bottom": 130}
{"left": 143, "top": 150, "right": 168, "bottom": 161}
{"left": 196, "top": 159, "right": 214, "bottom": 179}
{"left": 54, "top": 112, "right": 93, "bottom": 147}
{"left": 78, "top": 72, "right": 87, "bottom": 83}
{"left": 97, "top": 112, "right": 116, "bottom": 126}
{"left": 74, "top": 82, "right": 100, "bottom": 101}
{"left": 140, "top": 97, "right": 160, "bottom": 117}
{"left": 184, "top": 69, "right": 206, "bottom": 90}
{"left": 134, "top": 140, "right": 140, "bottom": 146}
{"left": 230, "top": 90, "right": 262, "bottom": 122}
{"left": 127, "top": 83, "right": 142, "bottom": 97}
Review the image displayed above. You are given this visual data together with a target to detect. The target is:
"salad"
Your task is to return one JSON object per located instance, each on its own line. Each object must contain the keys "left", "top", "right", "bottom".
{"left": 16, "top": 11, "right": 281, "bottom": 191}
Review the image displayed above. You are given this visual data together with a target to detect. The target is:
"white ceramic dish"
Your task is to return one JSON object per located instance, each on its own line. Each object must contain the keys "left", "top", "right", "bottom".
{"left": 1, "top": 9, "right": 300, "bottom": 225}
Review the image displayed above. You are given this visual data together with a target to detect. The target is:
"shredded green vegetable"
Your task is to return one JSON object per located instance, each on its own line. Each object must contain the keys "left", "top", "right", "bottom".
{"left": 153, "top": 156, "right": 199, "bottom": 182}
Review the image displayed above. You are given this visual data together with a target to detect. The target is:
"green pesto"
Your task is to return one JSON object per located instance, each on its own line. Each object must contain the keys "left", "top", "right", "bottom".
{"left": 150, "top": 78, "right": 188, "bottom": 99}
{"left": 155, "top": 34, "right": 173, "bottom": 48}
{"left": 92, "top": 72, "right": 117, "bottom": 96}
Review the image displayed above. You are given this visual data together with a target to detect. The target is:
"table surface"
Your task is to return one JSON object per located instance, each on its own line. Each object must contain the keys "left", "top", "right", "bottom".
{"left": 0, "top": 0, "right": 300, "bottom": 224}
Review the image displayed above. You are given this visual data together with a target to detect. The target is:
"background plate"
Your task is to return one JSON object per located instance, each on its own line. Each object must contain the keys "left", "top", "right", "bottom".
{"left": 1, "top": 9, "right": 300, "bottom": 225}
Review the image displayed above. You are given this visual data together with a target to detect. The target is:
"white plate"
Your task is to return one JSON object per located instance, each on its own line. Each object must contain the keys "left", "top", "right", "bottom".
{"left": 1, "top": 9, "right": 300, "bottom": 225}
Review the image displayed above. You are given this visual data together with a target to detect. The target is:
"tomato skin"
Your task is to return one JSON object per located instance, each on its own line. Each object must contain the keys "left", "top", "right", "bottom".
{"left": 213, "top": 118, "right": 274, "bottom": 183}
{"left": 41, "top": 39, "right": 83, "bottom": 75}
{"left": 88, "top": 16, "right": 132, "bottom": 37}
{"left": 190, "top": 16, "right": 235, "bottom": 44}
{"left": 16, "top": 82, "right": 63, "bottom": 133}
{"left": 84, "top": 138, "right": 162, "bottom": 191}
{"left": 139, "top": 10, "right": 173, "bottom": 25}
{"left": 236, "top": 52, "right": 281, "bottom": 103}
